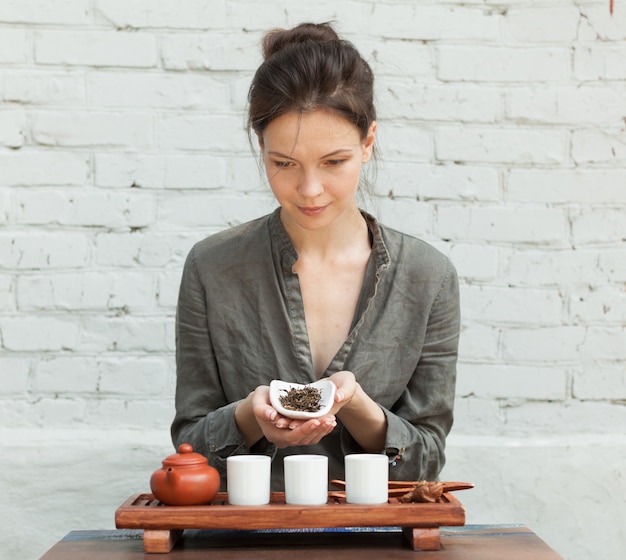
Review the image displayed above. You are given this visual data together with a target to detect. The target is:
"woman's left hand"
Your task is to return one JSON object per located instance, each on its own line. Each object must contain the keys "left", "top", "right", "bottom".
{"left": 283, "top": 370, "right": 358, "bottom": 431}
{"left": 328, "top": 370, "right": 358, "bottom": 412}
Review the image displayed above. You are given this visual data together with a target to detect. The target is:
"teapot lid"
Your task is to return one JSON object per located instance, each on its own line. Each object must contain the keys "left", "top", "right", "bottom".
{"left": 162, "top": 443, "right": 208, "bottom": 467}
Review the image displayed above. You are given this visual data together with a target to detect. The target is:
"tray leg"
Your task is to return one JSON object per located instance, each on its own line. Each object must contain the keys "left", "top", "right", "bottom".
{"left": 402, "top": 527, "right": 441, "bottom": 551}
{"left": 143, "top": 529, "right": 183, "bottom": 553}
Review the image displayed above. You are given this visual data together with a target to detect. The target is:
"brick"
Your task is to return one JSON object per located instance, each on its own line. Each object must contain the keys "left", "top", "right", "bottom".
{"left": 458, "top": 324, "right": 499, "bottom": 361}
{"left": 17, "top": 271, "right": 155, "bottom": 312}
{"left": 378, "top": 82, "right": 500, "bottom": 123}
{"left": 0, "top": 400, "right": 30, "bottom": 427}
{"left": 0, "top": 110, "right": 26, "bottom": 148}
{"left": 572, "top": 128, "right": 626, "bottom": 164}
{"left": 450, "top": 397, "right": 505, "bottom": 436}
{"left": 504, "top": 249, "right": 609, "bottom": 286}
{"left": 507, "top": 86, "right": 626, "bottom": 125}
{"left": 504, "top": 401, "right": 626, "bottom": 434}
{"left": 95, "top": 0, "right": 227, "bottom": 29}
{"left": 599, "top": 249, "right": 626, "bottom": 282}
{"left": 0, "top": 274, "right": 13, "bottom": 311}
{"left": 575, "top": 45, "right": 626, "bottom": 80}
{"left": 0, "top": 0, "right": 88, "bottom": 24}
{"left": 573, "top": 364, "right": 626, "bottom": 400}
{"left": 2, "top": 70, "right": 86, "bottom": 105}
{"left": 357, "top": 39, "right": 432, "bottom": 79}
{"left": 501, "top": 326, "right": 586, "bottom": 362}
{"left": 1, "top": 317, "right": 80, "bottom": 351}
{"left": 456, "top": 363, "right": 567, "bottom": 400}
{"left": 436, "top": 206, "right": 567, "bottom": 244}
{"left": 0, "top": 357, "right": 29, "bottom": 394}
{"left": 579, "top": 327, "right": 626, "bottom": 361}
{"left": 158, "top": 114, "right": 247, "bottom": 152}
{"left": 225, "top": 156, "right": 265, "bottom": 193}
{"left": 0, "top": 28, "right": 27, "bottom": 63}
{"left": 95, "top": 153, "right": 228, "bottom": 189}
{"left": 376, "top": 198, "right": 432, "bottom": 238}
{"left": 0, "top": 191, "right": 10, "bottom": 224}
{"left": 436, "top": 126, "right": 568, "bottom": 164}
{"left": 157, "top": 270, "right": 183, "bottom": 309}
{"left": 0, "top": 151, "right": 90, "bottom": 186}
{"left": 34, "top": 357, "right": 100, "bottom": 393}
{"left": 32, "top": 398, "right": 86, "bottom": 426}
{"left": 16, "top": 190, "right": 154, "bottom": 228}
{"left": 227, "top": 0, "right": 288, "bottom": 32}
{"left": 503, "top": 7, "right": 580, "bottom": 43}
{"left": 285, "top": 2, "right": 370, "bottom": 35}
{"left": 448, "top": 243, "right": 499, "bottom": 281}
{"left": 0, "top": 232, "right": 90, "bottom": 269}
{"left": 375, "top": 122, "right": 431, "bottom": 161}
{"left": 508, "top": 169, "right": 626, "bottom": 204}
{"left": 85, "top": 398, "right": 172, "bottom": 429}
{"left": 95, "top": 232, "right": 198, "bottom": 267}
{"left": 157, "top": 192, "right": 273, "bottom": 229}
{"left": 578, "top": 4, "right": 626, "bottom": 41}
{"left": 95, "top": 153, "right": 164, "bottom": 189}
{"left": 78, "top": 316, "right": 173, "bottom": 353}
{"left": 32, "top": 111, "right": 153, "bottom": 149}
{"left": 438, "top": 46, "right": 570, "bottom": 82}
{"left": 229, "top": 73, "right": 257, "bottom": 112}
{"left": 35, "top": 31, "right": 156, "bottom": 68}
{"left": 89, "top": 72, "right": 228, "bottom": 110}
{"left": 384, "top": 163, "right": 499, "bottom": 202}
{"left": 369, "top": 4, "right": 500, "bottom": 41}
{"left": 461, "top": 285, "right": 563, "bottom": 326}
{"left": 161, "top": 31, "right": 261, "bottom": 71}
{"left": 571, "top": 208, "right": 626, "bottom": 245}
{"left": 570, "top": 285, "right": 626, "bottom": 325}
{"left": 97, "top": 357, "right": 169, "bottom": 396}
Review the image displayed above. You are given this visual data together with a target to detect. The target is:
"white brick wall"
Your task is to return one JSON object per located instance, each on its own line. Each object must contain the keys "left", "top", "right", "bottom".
{"left": 1, "top": 2, "right": 625, "bottom": 559}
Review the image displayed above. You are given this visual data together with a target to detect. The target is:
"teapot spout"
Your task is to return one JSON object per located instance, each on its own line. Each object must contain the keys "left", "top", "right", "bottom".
{"left": 166, "top": 466, "right": 180, "bottom": 486}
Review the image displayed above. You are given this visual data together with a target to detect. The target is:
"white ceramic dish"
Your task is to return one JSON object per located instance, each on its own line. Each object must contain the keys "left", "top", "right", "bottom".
{"left": 269, "top": 380, "right": 336, "bottom": 419}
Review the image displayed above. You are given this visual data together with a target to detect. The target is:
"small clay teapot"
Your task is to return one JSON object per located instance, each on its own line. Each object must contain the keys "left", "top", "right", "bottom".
{"left": 150, "top": 443, "right": 221, "bottom": 506}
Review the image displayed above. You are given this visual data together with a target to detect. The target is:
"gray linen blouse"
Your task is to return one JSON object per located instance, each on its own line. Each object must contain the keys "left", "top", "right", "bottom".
{"left": 171, "top": 208, "right": 460, "bottom": 490}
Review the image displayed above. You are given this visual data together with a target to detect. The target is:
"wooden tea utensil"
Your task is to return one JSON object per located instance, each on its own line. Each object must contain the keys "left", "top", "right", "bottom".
{"left": 330, "top": 479, "right": 474, "bottom": 498}
{"left": 388, "top": 480, "right": 475, "bottom": 492}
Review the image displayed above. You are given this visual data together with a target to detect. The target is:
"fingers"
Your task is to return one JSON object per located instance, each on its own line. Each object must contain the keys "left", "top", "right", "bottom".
{"left": 329, "top": 370, "right": 357, "bottom": 403}
{"left": 292, "top": 418, "right": 336, "bottom": 446}
{"left": 249, "top": 384, "right": 339, "bottom": 448}
{"left": 263, "top": 416, "right": 336, "bottom": 448}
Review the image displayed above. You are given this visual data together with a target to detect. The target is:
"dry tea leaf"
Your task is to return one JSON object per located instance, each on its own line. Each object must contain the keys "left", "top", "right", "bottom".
{"left": 279, "top": 386, "right": 322, "bottom": 412}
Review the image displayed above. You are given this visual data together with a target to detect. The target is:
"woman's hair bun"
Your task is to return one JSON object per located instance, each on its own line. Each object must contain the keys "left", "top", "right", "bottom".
{"left": 262, "top": 22, "right": 340, "bottom": 60}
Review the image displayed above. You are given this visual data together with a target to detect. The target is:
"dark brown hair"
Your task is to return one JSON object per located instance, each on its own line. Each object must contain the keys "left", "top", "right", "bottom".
{"left": 247, "top": 22, "right": 376, "bottom": 143}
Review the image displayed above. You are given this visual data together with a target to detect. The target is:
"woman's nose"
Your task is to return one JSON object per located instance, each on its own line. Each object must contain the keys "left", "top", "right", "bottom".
{"left": 298, "top": 169, "right": 324, "bottom": 198}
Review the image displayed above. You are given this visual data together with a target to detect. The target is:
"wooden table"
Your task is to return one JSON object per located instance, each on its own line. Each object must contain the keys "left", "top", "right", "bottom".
{"left": 40, "top": 525, "right": 564, "bottom": 559}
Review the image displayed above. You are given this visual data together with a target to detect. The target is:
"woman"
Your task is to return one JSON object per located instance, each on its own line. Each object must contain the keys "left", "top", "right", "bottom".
{"left": 171, "top": 22, "right": 460, "bottom": 490}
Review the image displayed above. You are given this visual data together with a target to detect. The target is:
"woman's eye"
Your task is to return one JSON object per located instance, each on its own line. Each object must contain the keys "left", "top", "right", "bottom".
{"left": 325, "top": 159, "right": 345, "bottom": 166}
{"left": 274, "top": 160, "right": 294, "bottom": 168}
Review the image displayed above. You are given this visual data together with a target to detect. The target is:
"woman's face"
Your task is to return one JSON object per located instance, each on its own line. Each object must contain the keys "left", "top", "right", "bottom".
{"left": 260, "top": 109, "right": 376, "bottom": 232}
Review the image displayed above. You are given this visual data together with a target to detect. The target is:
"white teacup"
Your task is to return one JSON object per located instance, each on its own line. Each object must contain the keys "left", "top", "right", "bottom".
{"left": 284, "top": 454, "right": 328, "bottom": 505}
{"left": 226, "top": 455, "right": 271, "bottom": 505}
{"left": 344, "top": 453, "right": 389, "bottom": 504}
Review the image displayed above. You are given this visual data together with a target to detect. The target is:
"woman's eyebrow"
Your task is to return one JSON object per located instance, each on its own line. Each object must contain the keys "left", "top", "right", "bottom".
{"left": 267, "top": 148, "right": 354, "bottom": 160}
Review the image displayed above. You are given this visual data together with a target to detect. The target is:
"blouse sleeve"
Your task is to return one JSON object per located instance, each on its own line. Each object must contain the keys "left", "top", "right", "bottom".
{"left": 377, "top": 259, "right": 460, "bottom": 480}
{"left": 170, "top": 246, "right": 276, "bottom": 481}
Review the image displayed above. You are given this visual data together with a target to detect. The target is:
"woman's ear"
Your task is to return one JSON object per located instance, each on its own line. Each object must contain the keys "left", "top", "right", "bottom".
{"left": 362, "top": 121, "right": 377, "bottom": 163}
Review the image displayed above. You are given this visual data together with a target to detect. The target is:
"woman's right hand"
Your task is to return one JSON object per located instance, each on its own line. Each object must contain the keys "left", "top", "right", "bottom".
{"left": 249, "top": 386, "right": 337, "bottom": 448}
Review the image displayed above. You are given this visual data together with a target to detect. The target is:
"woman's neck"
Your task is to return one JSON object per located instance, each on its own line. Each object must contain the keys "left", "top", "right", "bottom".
{"left": 280, "top": 205, "right": 369, "bottom": 262}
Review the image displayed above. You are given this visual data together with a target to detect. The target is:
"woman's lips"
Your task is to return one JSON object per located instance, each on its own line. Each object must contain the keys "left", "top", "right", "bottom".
{"left": 298, "top": 205, "right": 328, "bottom": 216}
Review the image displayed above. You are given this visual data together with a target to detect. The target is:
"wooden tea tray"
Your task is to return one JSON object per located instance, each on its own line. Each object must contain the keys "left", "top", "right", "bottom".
{"left": 115, "top": 492, "right": 466, "bottom": 553}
